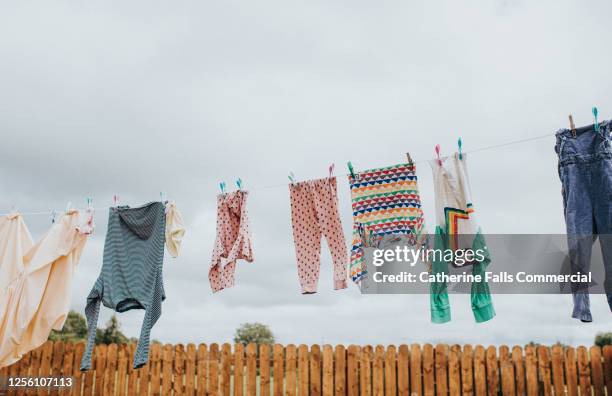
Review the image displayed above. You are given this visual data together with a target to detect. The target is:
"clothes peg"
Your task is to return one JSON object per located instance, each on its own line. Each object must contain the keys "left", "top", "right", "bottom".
{"left": 288, "top": 172, "right": 296, "bottom": 185}
{"left": 113, "top": 195, "right": 119, "bottom": 206}
{"left": 435, "top": 144, "right": 442, "bottom": 166}
{"left": 458, "top": 138, "right": 463, "bottom": 160}
{"left": 328, "top": 163, "right": 335, "bottom": 178}
{"left": 569, "top": 115, "right": 577, "bottom": 137}
{"left": 51, "top": 210, "right": 57, "bottom": 224}
{"left": 347, "top": 161, "right": 356, "bottom": 178}
{"left": 219, "top": 181, "right": 226, "bottom": 194}
{"left": 593, "top": 107, "right": 600, "bottom": 133}
{"left": 236, "top": 178, "right": 243, "bottom": 190}
{"left": 405, "top": 152, "right": 413, "bottom": 165}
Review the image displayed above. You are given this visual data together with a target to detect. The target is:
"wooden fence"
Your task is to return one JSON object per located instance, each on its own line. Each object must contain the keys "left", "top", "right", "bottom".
{"left": 1, "top": 342, "right": 611, "bottom": 396}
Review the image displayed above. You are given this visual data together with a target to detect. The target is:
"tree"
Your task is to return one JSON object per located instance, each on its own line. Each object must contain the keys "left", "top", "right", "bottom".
{"left": 233, "top": 323, "right": 275, "bottom": 345}
{"left": 95, "top": 315, "right": 129, "bottom": 345}
{"left": 48, "top": 311, "right": 88, "bottom": 342}
{"left": 594, "top": 332, "right": 612, "bottom": 347}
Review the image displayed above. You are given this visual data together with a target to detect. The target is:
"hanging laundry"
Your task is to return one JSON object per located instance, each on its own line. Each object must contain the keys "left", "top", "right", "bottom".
{"left": 289, "top": 177, "right": 348, "bottom": 293}
{"left": 80, "top": 201, "right": 184, "bottom": 370}
{"left": 210, "top": 191, "right": 253, "bottom": 292}
{"left": 555, "top": 120, "right": 612, "bottom": 322}
{"left": 429, "top": 153, "right": 495, "bottom": 323}
{"left": 348, "top": 162, "right": 427, "bottom": 283}
{"left": 0, "top": 209, "right": 94, "bottom": 368}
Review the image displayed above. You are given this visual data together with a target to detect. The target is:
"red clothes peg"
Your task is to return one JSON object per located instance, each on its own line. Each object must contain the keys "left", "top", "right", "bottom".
{"left": 435, "top": 144, "right": 442, "bottom": 166}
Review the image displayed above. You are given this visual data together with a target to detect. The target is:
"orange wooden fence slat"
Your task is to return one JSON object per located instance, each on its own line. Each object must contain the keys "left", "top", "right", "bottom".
{"left": 208, "top": 343, "right": 219, "bottom": 396}
{"left": 285, "top": 345, "right": 297, "bottom": 396}
{"left": 161, "top": 344, "right": 174, "bottom": 396}
{"left": 384, "top": 346, "right": 397, "bottom": 396}
{"left": 550, "top": 345, "right": 564, "bottom": 396}
{"left": 511, "top": 346, "right": 525, "bottom": 396}
{"left": 359, "top": 346, "right": 372, "bottom": 396}
{"left": 246, "top": 343, "right": 257, "bottom": 396}
{"left": 175, "top": 344, "right": 187, "bottom": 396}
{"left": 185, "top": 344, "right": 196, "bottom": 396}
{"left": 335, "top": 345, "right": 347, "bottom": 396}
{"left": 435, "top": 344, "right": 448, "bottom": 396}
{"left": 220, "top": 343, "right": 231, "bottom": 396}
{"left": 234, "top": 344, "right": 244, "bottom": 396}
{"left": 565, "top": 347, "right": 578, "bottom": 396}
{"left": 537, "top": 346, "right": 552, "bottom": 396}
{"left": 196, "top": 344, "right": 207, "bottom": 396}
{"left": 347, "top": 346, "right": 360, "bottom": 396}
{"left": 524, "top": 345, "right": 537, "bottom": 396}
{"left": 422, "top": 344, "right": 435, "bottom": 396}
{"left": 397, "top": 345, "right": 409, "bottom": 396}
{"left": 72, "top": 343, "right": 85, "bottom": 396}
{"left": 297, "top": 345, "right": 308, "bottom": 396}
{"left": 322, "top": 345, "right": 334, "bottom": 396}
{"left": 603, "top": 345, "right": 612, "bottom": 396}
{"left": 94, "top": 344, "right": 107, "bottom": 396}
{"left": 460, "top": 345, "right": 473, "bottom": 396}
{"left": 473, "top": 346, "right": 486, "bottom": 396}
{"left": 310, "top": 345, "right": 322, "bottom": 396}
{"left": 126, "top": 343, "right": 137, "bottom": 396}
{"left": 589, "top": 346, "right": 604, "bottom": 396}
{"left": 448, "top": 345, "right": 461, "bottom": 396}
{"left": 485, "top": 346, "right": 499, "bottom": 396}
{"left": 115, "top": 344, "right": 128, "bottom": 396}
{"left": 150, "top": 343, "right": 162, "bottom": 396}
{"left": 372, "top": 346, "right": 384, "bottom": 396}
{"left": 577, "top": 346, "right": 591, "bottom": 396}
{"left": 273, "top": 344, "right": 284, "bottom": 396}
{"left": 410, "top": 344, "right": 422, "bottom": 396}
{"left": 260, "top": 344, "right": 272, "bottom": 396}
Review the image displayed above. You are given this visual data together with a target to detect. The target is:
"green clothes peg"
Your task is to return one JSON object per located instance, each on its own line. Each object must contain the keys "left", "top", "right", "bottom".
{"left": 458, "top": 137, "right": 463, "bottom": 160}
{"left": 593, "top": 107, "right": 599, "bottom": 132}
{"left": 347, "top": 161, "right": 355, "bottom": 178}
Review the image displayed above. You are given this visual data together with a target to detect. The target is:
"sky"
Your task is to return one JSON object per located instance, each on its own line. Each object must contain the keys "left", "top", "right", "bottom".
{"left": 0, "top": 0, "right": 610, "bottom": 348}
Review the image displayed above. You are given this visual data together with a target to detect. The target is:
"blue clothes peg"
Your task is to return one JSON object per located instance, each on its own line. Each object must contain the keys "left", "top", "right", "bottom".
{"left": 458, "top": 137, "right": 463, "bottom": 160}
{"left": 236, "top": 178, "right": 243, "bottom": 190}
{"left": 288, "top": 172, "right": 296, "bottom": 184}
{"left": 219, "top": 181, "right": 226, "bottom": 194}
{"left": 593, "top": 107, "right": 599, "bottom": 132}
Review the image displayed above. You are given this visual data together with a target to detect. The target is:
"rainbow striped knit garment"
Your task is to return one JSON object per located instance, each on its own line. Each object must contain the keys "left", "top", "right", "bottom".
{"left": 348, "top": 162, "right": 427, "bottom": 283}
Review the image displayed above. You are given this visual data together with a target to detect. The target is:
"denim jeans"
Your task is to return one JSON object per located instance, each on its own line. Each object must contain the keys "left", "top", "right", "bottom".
{"left": 555, "top": 120, "right": 612, "bottom": 321}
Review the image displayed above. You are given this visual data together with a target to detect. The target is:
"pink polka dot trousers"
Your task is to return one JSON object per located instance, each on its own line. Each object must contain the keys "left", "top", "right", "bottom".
{"left": 209, "top": 190, "right": 254, "bottom": 293}
{"left": 289, "top": 177, "right": 348, "bottom": 294}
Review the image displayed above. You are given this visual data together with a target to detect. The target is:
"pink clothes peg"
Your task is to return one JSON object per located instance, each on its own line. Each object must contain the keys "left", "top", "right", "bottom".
{"left": 435, "top": 144, "right": 442, "bottom": 166}
{"left": 329, "top": 163, "right": 335, "bottom": 178}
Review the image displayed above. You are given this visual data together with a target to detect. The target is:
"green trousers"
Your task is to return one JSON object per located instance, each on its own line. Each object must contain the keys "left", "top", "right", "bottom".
{"left": 429, "top": 227, "right": 496, "bottom": 323}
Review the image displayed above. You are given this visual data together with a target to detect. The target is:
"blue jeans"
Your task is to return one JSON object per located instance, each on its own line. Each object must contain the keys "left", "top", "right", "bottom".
{"left": 555, "top": 120, "right": 612, "bottom": 321}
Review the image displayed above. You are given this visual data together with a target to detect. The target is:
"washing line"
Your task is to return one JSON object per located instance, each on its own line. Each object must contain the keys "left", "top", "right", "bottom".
{"left": 1, "top": 132, "right": 554, "bottom": 216}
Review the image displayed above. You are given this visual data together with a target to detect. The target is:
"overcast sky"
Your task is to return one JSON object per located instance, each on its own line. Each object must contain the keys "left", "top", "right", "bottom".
{"left": 0, "top": 0, "right": 610, "bottom": 348}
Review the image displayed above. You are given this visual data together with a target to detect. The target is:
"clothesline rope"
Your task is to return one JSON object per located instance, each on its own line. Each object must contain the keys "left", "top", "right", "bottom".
{"left": 1, "top": 132, "right": 554, "bottom": 216}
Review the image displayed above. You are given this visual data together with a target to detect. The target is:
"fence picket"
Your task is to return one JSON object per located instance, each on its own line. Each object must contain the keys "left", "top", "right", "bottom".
{"left": 410, "top": 344, "right": 422, "bottom": 396}
{"left": 473, "top": 346, "right": 486, "bottom": 396}
{"left": 550, "top": 346, "right": 564, "bottom": 396}
{"left": 285, "top": 345, "right": 297, "bottom": 396}
{"left": 359, "top": 346, "right": 372, "bottom": 396}
{"left": 435, "top": 344, "right": 448, "bottom": 396}
{"left": 185, "top": 344, "right": 196, "bottom": 396}
{"left": 260, "top": 344, "right": 271, "bottom": 396}
{"left": 310, "top": 345, "right": 322, "bottom": 396}
{"left": 461, "top": 345, "right": 473, "bottom": 396}
{"left": 577, "top": 346, "right": 591, "bottom": 396}
{"left": 150, "top": 343, "right": 162, "bottom": 396}
{"left": 234, "top": 344, "right": 244, "bottom": 396}
{"left": 208, "top": 344, "right": 219, "bottom": 396}
{"left": 448, "top": 345, "right": 461, "bottom": 396}
{"left": 323, "top": 345, "right": 334, "bottom": 396}
{"left": 246, "top": 344, "right": 257, "bottom": 396}
{"left": 161, "top": 344, "right": 174, "bottom": 396}
{"left": 537, "top": 346, "right": 552, "bottom": 396}
{"left": 175, "top": 344, "right": 186, "bottom": 396}
{"left": 603, "top": 346, "right": 612, "bottom": 396}
{"left": 589, "top": 346, "right": 604, "bottom": 396}
{"left": 196, "top": 344, "right": 207, "bottom": 396}
{"left": 335, "top": 345, "right": 347, "bottom": 396}
{"left": 372, "top": 346, "right": 384, "bottom": 396}
{"left": 511, "top": 346, "right": 525, "bottom": 396}
{"left": 347, "top": 345, "right": 360, "bottom": 396}
{"left": 220, "top": 344, "right": 231, "bottom": 396}
{"left": 423, "top": 344, "right": 435, "bottom": 396}
{"left": 524, "top": 345, "right": 537, "bottom": 396}
{"left": 273, "top": 344, "right": 284, "bottom": 396}
{"left": 564, "top": 347, "right": 578, "bottom": 396}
